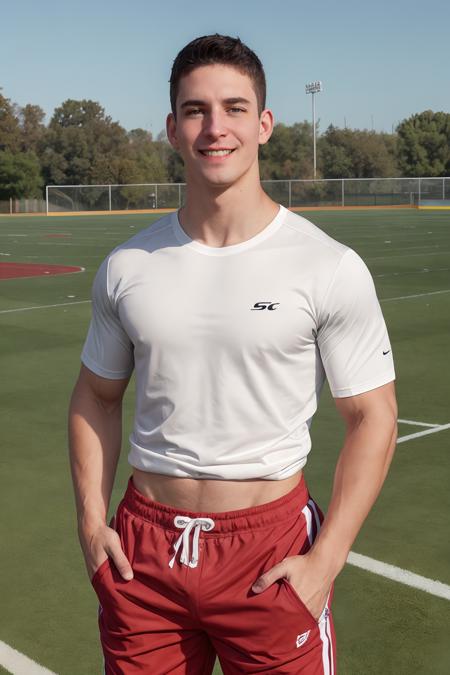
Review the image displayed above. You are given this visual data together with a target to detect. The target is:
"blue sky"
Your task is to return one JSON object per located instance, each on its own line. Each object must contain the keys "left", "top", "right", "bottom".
{"left": 1, "top": 0, "right": 449, "bottom": 137}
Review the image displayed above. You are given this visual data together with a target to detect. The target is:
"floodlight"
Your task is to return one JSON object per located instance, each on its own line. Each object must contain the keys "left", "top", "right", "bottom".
{"left": 305, "top": 81, "right": 323, "bottom": 178}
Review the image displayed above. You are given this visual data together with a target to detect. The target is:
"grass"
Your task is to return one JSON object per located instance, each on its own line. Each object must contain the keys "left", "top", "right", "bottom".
{"left": 0, "top": 208, "right": 449, "bottom": 674}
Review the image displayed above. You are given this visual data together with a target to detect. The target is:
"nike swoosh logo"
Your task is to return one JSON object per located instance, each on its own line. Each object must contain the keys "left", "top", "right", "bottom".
{"left": 383, "top": 350, "right": 390, "bottom": 355}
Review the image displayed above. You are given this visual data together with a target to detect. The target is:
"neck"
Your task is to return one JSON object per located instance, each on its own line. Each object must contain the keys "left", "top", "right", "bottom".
{"left": 180, "top": 166, "right": 279, "bottom": 248}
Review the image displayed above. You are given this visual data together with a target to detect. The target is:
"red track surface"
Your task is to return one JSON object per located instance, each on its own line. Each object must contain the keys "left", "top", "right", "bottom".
{"left": 0, "top": 262, "right": 83, "bottom": 280}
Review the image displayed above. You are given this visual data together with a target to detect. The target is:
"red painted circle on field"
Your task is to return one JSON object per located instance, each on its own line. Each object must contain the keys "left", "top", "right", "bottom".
{"left": 43, "top": 233, "right": 72, "bottom": 238}
{"left": 0, "top": 262, "right": 83, "bottom": 280}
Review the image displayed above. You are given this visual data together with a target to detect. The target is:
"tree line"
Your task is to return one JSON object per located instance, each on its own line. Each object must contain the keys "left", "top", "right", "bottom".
{"left": 0, "top": 89, "right": 449, "bottom": 200}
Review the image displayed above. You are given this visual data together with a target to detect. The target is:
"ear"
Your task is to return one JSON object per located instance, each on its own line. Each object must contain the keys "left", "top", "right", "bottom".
{"left": 258, "top": 108, "right": 274, "bottom": 146}
{"left": 166, "top": 112, "right": 179, "bottom": 150}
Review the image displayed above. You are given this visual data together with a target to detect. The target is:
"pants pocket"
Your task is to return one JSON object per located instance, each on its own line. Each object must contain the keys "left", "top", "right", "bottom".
{"left": 91, "top": 558, "right": 111, "bottom": 590}
{"left": 89, "top": 512, "right": 117, "bottom": 591}
{"left": 283, "top": 578, "right": 333, "bottom": 626}
{"left": 282, "top": 578, "right": 325, "bottom": 626}
{"left": 114, "top": 504, "right": 137, "bottom": 570}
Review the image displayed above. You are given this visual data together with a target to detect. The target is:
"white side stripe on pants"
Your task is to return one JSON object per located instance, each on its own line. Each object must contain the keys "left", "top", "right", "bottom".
{"left": 301, "top": 499, "right": 334, "bottom": 675}
{"left": 301, "top": 502, "right": 313, "bottom": 545}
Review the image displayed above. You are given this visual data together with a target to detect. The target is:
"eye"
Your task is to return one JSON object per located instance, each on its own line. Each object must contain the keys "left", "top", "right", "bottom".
{"left": 185, "top": 108, "right": 203, "bottom": 117}
{"left": 228, "top": 107, "right": 246, "bottom": 114}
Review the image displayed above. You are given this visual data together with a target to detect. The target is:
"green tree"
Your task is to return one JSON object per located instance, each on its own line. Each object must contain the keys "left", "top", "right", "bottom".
{"left": 154, "top": 130, "right": 187, "bottom": 183}
{"left": 42, "top": 99, "right": 129, "bottom": 185}
{"left": 319, "top": 126, "right": 399, "bottom": 178}
{"left": 18, "top": 104, "right": 46, "bottom": 154}
{"left": 166, "top": 146, "right": 185, "bottom": 182}
{"left": 0, "top": 150, "right": 43, "bottom": 199}
{"left": 396, "top": 110, "right": 450, "bottom": 176}
{"left": 126, "top": 128, "right": 167, "bottom": 183}
{"left": 0, "top": 91, "right": 20, "bottom": 152}
{"left": 259, "top": 122, "right": 314, "bottom": 179}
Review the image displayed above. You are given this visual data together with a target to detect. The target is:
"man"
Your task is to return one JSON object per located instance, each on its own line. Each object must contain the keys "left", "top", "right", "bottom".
{"left": 68, "top": 34, "right": 397, "bottom": 674}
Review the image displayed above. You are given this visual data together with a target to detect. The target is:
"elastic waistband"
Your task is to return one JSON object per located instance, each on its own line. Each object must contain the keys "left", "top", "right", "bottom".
{"left": 120, "top": 475, "right": 310, "bottom": 535}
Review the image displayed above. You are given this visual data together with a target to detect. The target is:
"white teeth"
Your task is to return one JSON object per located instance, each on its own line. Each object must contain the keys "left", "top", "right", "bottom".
{"left": 203, "top": 150, "right": 233, "bottom": 156}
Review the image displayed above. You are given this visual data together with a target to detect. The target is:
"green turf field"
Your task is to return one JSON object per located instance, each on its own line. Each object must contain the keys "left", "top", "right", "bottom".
{"left": 1, "top": 208, "right": 449, "bottom": 674}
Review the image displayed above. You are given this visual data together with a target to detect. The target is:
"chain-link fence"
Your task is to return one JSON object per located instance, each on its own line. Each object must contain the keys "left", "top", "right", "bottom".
{"left": 0, "top": 198, "right": 46, "bottom": 214}
{"left": 45, "top": 184, "right": 186, "bottom": 213}
{"left": 6, "top": 177, "right": 447, "bottom": 214}
{"left": 262, "top": 177, "right": 450, "bottom": 208}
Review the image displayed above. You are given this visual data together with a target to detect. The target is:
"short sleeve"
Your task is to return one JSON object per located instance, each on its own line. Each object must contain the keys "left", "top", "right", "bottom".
{"left": 317, "top": 248, "right": 395, "bottom": 397}
{"left": 81, "top": 256, "right": 134, "bottom": 379}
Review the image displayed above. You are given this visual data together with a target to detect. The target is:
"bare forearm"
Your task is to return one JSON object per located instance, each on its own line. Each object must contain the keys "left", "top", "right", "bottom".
{"left": 310, "top": 409, "right": 397, "bottom": 577}
{"left": 67, "top": 368, "right": 133, "bottom": 581}
{"left": 68, "top": 383, "right": 123, "bottom": 532}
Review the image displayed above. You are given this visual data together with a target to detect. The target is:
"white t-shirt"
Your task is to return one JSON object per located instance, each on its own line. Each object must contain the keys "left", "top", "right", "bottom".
{"left": 81, "top": 205, "right": 395, "bottom": 480}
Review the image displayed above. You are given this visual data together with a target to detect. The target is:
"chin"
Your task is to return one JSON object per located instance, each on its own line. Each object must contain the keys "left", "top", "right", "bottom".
{"left": 200, "top": 167, "right": 251, "bottom": 189}
{"left": 204, "top": 175, "right": 237, "bottom": 189}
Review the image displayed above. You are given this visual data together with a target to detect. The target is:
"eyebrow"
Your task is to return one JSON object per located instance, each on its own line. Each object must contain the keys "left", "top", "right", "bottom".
{"left": 180, "top": 97, "right": 252, "bottom": 109}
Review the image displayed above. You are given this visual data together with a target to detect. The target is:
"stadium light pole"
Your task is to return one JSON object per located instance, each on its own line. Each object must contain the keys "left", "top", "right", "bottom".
{"left": 305, "top": 81, "right": 323, "bottom": 179}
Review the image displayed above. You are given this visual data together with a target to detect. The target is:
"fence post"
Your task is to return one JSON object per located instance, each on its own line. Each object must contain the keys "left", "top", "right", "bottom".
{"left": 288, "top": 180, "right": 292, "bottom": 208}
{"left": 418, "top": 178, "right": 421, "bottom": 204}
{"left": 155, "top": 184, "right": 158, "bottom": 209}
{"left": 342, "top": 179, "right": 345, "bottom": 207}
{"left": 443, "top": 177, "right": 445, "bottom": 201}
{"left": 108, "top": 185, "right": 112, "bottom": 211}
{"left": 178, "top": 184, "right": 181, "bottom": 208}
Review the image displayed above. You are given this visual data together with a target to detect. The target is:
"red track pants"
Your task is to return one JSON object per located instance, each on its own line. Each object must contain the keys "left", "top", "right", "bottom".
{"left": 91, "top": 476, "right": 336, "bottom": 674}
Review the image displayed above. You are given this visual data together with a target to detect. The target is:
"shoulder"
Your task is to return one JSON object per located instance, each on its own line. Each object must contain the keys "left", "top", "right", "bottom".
{"left": 104, "top": 211, "right": 175, "bottom": 273}
{"left": 278, "top": 207, "right": 352, "bottom": 277}
{"left": 280, "top": 207, "right": 349, "bottom": 258}
{"left": 276, "top": 208, "right": 377, "bottom": 314}
{"left": 91, "top": 212, "right": 175, "bottom": 299}
{"left": 110, "top": 212, "right": 174, "bottom": 259}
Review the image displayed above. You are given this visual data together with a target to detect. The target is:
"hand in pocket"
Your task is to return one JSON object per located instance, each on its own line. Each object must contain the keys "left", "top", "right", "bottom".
{"left": 79, "top": 521, "right": 134, "bottom": 583}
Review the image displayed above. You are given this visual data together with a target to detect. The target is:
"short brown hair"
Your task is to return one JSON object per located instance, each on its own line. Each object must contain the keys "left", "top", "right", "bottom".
{"left": 169, "top": 34, "right": 266, "bottom": 116}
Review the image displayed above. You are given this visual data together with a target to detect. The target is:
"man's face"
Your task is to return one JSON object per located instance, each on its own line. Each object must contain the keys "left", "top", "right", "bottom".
{"left": 167, "top": 64, "right": 273, "bottom": 189}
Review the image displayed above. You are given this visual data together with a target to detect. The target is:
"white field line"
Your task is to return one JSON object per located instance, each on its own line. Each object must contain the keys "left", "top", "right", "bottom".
{"left": 347, "top": 552, "right": 450, "bottom": 601}
{"left": 347, "top": 418, "right": 450, "bottom": 606}
{"left": 397, "top": 423, "right": 450, "bottom": 444}
{"left": 375, "top": 266, "right": 450, "bottom": 278}
{"left": 378, "top": 243, "right": 448, "bottom": 251}
{"left": 368, "top": 250, "right": 450, "bottom": 261}
{"left": 380, "top": 289, "right": 450, "bottom": 302}
{"left": 0, "top": 640, "right": 57, "bottom": 675}
{"left": 0, "top": 300, "right": 91, "bottom": 314}
{"left": 397, "top": 418, "right": 440, "bottom": 428}
{"left": 0, "top": 268, "right": 85, "bottom": 284}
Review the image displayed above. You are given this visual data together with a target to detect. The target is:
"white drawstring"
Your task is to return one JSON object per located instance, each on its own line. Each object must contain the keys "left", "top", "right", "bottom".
{"left": 168, "top": 516, "right": 215, "bottom": 569}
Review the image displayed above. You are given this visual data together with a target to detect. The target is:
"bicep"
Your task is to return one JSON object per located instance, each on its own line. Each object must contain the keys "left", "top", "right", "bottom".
{"left": 334, "top": 381, "right": 398, "bottom": 429}
{"left": 77, "top": 364, "right": 131, "bottom": 405}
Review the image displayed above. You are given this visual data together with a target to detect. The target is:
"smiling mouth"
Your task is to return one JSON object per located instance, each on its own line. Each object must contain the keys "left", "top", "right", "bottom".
{"left": 199, "top": 149, "right": 236, "bottom": 157}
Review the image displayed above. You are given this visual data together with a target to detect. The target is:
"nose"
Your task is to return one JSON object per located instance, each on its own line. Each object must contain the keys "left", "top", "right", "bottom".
{"left": 203, "top": 109, "right": 227, "bottom": 139}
